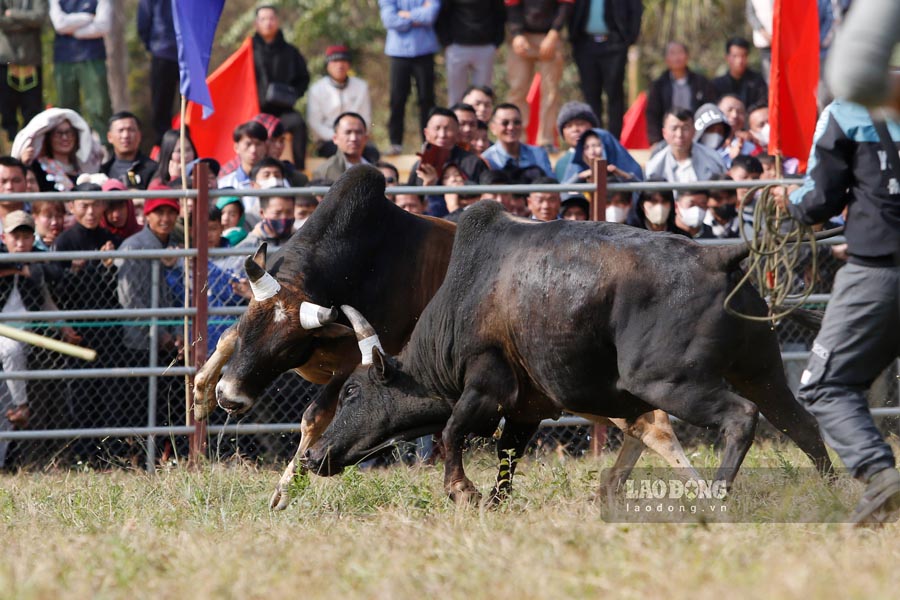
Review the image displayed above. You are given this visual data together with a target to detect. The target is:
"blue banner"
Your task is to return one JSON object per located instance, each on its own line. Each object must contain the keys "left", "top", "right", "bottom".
{"left": 172, "top": 0, "right": 225, "bottom": 118}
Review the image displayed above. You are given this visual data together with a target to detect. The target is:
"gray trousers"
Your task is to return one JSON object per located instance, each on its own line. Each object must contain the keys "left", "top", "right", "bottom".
{"left": 445, "top": 44, "right": 496, "bottom": 106}
{"left": 798, "top": 262, "right": 900, "bottom": 480}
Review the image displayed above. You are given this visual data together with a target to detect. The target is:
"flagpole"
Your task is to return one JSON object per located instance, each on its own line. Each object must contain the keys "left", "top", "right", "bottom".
{"left": 179, "top": 94, "right": 191, "bottom": 436}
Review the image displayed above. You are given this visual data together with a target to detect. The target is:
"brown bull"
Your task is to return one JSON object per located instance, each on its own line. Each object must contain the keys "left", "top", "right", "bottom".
{"left": 194, "top": 166, "right": 697, "bottom": 508}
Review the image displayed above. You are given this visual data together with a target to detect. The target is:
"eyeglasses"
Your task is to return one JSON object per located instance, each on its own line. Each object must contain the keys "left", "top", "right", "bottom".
{"left": 52, "top": 128, "right": 76, "bottom": 139}
{"left": 498, "top": 119, "right": 522, "bottom": 128}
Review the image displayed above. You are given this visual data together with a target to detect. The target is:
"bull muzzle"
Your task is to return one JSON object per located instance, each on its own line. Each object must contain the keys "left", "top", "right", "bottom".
{"left": 215, "top": 378, "right": 254, "bottom": 415}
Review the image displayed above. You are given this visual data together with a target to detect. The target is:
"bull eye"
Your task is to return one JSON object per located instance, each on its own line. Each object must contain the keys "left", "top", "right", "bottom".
{"left": 343, "top": 384, "right": 358, "bottom": 400}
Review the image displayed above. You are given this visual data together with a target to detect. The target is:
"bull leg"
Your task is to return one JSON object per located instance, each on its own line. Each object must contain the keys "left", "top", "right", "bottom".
{"left": 270, "top": 371, "right": 351, "bottom": 511}
{"left": 571, "top": 408, "right": 699, "bottom": 495}
{"left": 609, "top": 410, "right": 699, "bottom": 478}
{"left": 442, "top": 351, "right": 515, "bottom": 505}
{"left": 730, "top": 375, "right": 835, "bottom": 480}
{"left": 487, "top": 420, "right": 540, "bottom": 506}
{"left": 192, "top": 326, "right": 238, "bottom": 421}
{"left": 623, "top": 381, "right": 759, "bottom": 490}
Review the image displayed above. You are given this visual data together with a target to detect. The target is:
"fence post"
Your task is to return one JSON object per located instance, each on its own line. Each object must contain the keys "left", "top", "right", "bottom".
{"left": 190, "top": 162, "right": 210, "bottom": 461}
{"left": 590, "top": 157, "right": 608, "bottom": 222}
{"left": 146, "top": 260, "right": 160, "bottom": 472}
{"left": 589, "top": 157, "right": 608, "bottom": 455}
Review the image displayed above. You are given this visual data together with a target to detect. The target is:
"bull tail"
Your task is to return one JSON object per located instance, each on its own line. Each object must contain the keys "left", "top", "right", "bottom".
{"left": 773, "top": 305, "right": 825, "bottom": 331}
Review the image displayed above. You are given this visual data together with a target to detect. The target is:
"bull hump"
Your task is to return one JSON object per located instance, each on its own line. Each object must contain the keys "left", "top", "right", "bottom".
{"left": 455, "top": 201, "right": 508, "bottom": 237}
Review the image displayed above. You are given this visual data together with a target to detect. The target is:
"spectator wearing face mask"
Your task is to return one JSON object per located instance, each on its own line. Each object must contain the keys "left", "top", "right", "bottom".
{"left": 625, "top": 184, "right": 684, "bottom": 234}
{"left": 691, "top": 102, "right": 733, "bottom": 167}
{"left": 747, "top": 103, "right": 769, "bottom": 152}
{"left": 702, "top": 176, "right": 741, "bottom": 239}
{"left": 241, "top": 156, "right": 288, "bottom": 229}
{"left": 673, "top": 188, "right": 712, "bottom": 238}
{"left": 233, "top": 193, "right": 296, "bottom": 255}
{"left": 604, "top": 191, "right": 632, "bottom": 223}
{"left": 293, "top": 195, "right": 319, "bottom": 231}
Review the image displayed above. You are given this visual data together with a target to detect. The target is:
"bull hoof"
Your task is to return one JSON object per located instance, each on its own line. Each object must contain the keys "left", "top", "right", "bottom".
{"left": 484, "top": 487, "right": 508, "bottom": 508}
{"left": 269, "top": 486, "right": 292, "bottom": 511}
{"left": 448, "top": 482, "right": 482, "bottom": 506}
{"left": 192, "top": 381, "right": 214, "bottom": 421}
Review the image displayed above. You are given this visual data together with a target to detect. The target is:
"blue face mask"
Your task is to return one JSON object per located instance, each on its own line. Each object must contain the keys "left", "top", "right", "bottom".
{"left": 263, "top": 217, "right": 294, "bottom": 239}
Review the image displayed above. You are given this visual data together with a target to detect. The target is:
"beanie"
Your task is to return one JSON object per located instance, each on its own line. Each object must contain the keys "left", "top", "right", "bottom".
{"left": 557, "top": 101, "right": 600, "bottom": 136}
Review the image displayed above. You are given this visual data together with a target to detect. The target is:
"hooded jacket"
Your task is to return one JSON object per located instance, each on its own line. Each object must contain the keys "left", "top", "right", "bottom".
{"left": 561, "top": 127, "right": 644, "bottom": 183}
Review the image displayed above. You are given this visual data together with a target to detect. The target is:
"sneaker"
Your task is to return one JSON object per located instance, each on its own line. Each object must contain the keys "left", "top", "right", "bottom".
{"left": 386, "top": 144, "right": 403, "bottom": 156}
{"left": 850, "top": 467, "right": 900, "bottom": 526}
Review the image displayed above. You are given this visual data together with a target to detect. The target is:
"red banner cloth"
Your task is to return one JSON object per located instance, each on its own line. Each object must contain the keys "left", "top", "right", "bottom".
{"left": 620, "top": 91, "right": 649, "bottom": 149}
{"left": 768, "top": 0, "right": 819, "bottom": 172}
{"left": 174, "top": 37, "right": 260, "bottom": 165}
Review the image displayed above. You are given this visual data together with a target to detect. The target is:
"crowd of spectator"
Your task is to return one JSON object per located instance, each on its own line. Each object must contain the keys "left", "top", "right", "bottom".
{"left": 0, "top": 0, "right": 852, "bottom": 468}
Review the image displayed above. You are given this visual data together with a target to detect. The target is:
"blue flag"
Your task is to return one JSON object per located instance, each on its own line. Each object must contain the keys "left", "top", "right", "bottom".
{"left": 172, "top": 0, "right": 225, "bottom": 119}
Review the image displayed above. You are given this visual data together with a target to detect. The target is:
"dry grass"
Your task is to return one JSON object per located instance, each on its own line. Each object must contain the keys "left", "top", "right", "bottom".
{"left": 1, "top": 442, "right": 899, "bottom": 600}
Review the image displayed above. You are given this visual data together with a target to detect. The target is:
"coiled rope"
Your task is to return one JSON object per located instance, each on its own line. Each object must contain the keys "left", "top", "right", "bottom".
{"left": 723, "top": 181, "right": 822, "bottom": 323}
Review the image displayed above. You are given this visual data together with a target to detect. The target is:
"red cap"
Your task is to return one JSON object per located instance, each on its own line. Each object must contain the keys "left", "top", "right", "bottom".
{"left": 325, "top": 45, "right": 351, "bottom": 62}
{"left": 144, "top": 197, "right": 180, "bottom": 215}
{"left": 143, "top": 180, "right": 179, "bottom": 214}
{"left": 101, "top": 179, "right": 127, "bottom": 192}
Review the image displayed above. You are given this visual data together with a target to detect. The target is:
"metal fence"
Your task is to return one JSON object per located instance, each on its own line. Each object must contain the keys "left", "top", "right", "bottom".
{"left": 0, "top": 177, "right": 897, "bottom": 471}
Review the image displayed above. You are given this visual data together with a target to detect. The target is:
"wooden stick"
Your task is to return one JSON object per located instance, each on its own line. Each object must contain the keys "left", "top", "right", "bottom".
{"left": 0, "top": 323, "right": 96, "bottom": 361}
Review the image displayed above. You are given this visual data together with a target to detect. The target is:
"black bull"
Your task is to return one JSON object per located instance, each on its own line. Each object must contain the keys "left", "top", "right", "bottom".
{"left": 305, "top": 200, "right": 834, "bottom": 503}
{"left": 195, "top": 166, "right": 702, "bottom": 508}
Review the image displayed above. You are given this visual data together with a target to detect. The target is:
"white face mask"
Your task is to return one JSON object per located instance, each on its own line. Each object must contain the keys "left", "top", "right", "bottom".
{"left": 605, "top": 205, "right": 628, "bottom": 223}
{"left": 258, "top": 176, "right": 284, "bottom": 189}
{"left": 644, "top": 203, "right": 670, "bottom": 226}
{"left": 679, "top": 205, "right": 706, "bottom": 228}
{"left": 756, "top": 123, "right": 770, "bottom": 146}
{"left": 700, "top": 132, "right": 725, "bottom": 149}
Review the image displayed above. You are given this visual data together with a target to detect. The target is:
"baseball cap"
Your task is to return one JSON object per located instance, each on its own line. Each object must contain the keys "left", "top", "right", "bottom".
{"left": 326, "top": 45, "right": 351, "bottom": 62}
{"left": 144, "top": 182, "right": 181, "bottom": 215}
{"left": 3, "top": 210, "right": 35, "bottom": 233}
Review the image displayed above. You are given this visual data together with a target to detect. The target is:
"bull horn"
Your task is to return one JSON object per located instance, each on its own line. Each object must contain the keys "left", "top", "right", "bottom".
{"left": 299, "top": 302, "right": 338, "bottom": 329}
{"left": 340, "top": 305, "right": 384, "bottom": 366}
{"left": 244, "top": 257, "right": 281, "bottom": 301}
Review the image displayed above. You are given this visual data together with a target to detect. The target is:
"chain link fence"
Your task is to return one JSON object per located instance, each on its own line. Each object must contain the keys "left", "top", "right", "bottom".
{"left": 1, "top": 185, "right": 897, "bottom": 470}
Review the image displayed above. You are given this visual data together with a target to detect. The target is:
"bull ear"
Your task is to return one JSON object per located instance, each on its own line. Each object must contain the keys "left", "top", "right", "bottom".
{"left": 372, "top": 347, "right": 395, "bottom": 383}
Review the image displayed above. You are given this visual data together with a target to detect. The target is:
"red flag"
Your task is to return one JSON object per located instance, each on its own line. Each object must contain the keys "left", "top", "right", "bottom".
{"left": 620, "top": 91, "right": 649, "bottom": 149}
{"left": 175, "top": 37, "right": 260, "bottom": 165}
{"left": 768, "top": 0, "right": 819, "bottom": 172}
{"left": 526, "top": 73, "right": 541, "bottom": 146}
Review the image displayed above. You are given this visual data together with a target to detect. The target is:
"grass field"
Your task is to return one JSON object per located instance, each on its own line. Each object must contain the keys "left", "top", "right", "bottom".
{"left": 1, "top": 441, "right": 899, "bottom": 600}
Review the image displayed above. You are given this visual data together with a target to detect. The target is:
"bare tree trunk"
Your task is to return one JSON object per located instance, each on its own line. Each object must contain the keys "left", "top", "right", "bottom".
{"left": 106, "top": 0, "right": 129, "bottom": 112}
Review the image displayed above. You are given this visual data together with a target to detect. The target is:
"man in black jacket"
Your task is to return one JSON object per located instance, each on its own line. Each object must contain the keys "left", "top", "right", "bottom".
{"left": 645, "top": 41, "right": 715, "bottom": 146}
{"left": 569, "top": 0, "right": 642, "bottom": 139}
{"left": 101, "top": 112, "right": 158, "bottom": 190}
{"left": 711, "top": 37, "right": 767, "bottom": 108}
{"left": 788, "top": 98, "right": 900, "bottom": 524}
{"left": 436, "top": 0, "right": 505, "bottom": 105}
{"left": 252, "top": 6, "right": 310, "bottom": 170}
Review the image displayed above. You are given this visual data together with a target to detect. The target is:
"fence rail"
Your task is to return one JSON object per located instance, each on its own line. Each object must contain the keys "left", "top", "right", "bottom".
{"left": 0, "top": 174, "right": 896, "bottom": 470}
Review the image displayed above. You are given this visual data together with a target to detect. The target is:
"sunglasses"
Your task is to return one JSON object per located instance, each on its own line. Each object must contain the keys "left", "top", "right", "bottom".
{"left": 498, "top": 119, "right": 522, "bottom": 127}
